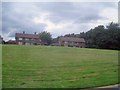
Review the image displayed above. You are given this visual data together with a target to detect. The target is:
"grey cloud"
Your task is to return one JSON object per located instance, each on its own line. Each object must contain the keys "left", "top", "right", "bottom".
{"left": 2, "top": 2, "right": 117, "bottom": 40}
{"left": 33, "top": 2, "right": 116, "bottom": 24}
{"left": 74, "top": 15, "right": 108, "bottom": 24}
{"left": 2, "top": 2, "right": 46, "bottom": 38}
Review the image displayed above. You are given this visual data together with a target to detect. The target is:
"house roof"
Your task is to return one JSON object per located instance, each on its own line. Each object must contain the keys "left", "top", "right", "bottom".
{"left": 59, "top": 37, "right": 85, "bottom": 43}
{"left": 15, "top": 33, "right": 39, "bottom": 39}
{"left": 6, "top": 40, "right": 16, "bottom": 44}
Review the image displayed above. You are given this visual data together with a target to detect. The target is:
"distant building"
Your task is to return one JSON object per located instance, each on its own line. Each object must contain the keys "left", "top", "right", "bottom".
{"left": 15, "top": 32, "right": 41, "bottom": 45}
{"left": 0, "top": 35, "right": 3, "bottom": 44}
{"left": 6, "top": 40, "right": 16, "bottom": 44}
{"left": 59, "top": 37, "right": 85, "bottom": 48}
{"left": 51, "top": 43, "right": 60, "bottom": 46}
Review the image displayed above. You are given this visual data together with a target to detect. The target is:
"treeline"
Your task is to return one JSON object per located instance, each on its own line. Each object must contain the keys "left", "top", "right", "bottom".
{"left": 63, "top": 22, "right": 120, "bottom": 50}
{"left": 38, "top": 22, "right": 120, "bottom": 50}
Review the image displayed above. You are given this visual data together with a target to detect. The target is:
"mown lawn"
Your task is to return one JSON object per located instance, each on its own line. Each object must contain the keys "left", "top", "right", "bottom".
{"left": 0, "top": 45, "right": 2, "bottom": 89}
{"left": 2, "top": 45, "right": 119, "bottom": 88}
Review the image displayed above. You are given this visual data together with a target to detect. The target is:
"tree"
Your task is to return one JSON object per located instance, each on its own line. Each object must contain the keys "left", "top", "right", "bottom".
{"left": 62, "top": 22, "right": 120, "bottom": 50}
{"left": 83, "top": 22, "right": 120, "bottom": 49}
{"left": 39, "top": 31, "right": 52, "bottom": 45}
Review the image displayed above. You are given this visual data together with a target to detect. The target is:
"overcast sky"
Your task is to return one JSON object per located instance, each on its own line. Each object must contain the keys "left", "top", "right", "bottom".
{"left": 1, "top": 1, "right": 118, "bottom": 41}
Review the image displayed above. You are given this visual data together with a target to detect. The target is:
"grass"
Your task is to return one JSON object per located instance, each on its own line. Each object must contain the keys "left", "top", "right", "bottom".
{"left": 0, "top": 45, "right": 2, "bottom": 89}
{"left": 2, "top": 45, "right": 119, "bottom": 88}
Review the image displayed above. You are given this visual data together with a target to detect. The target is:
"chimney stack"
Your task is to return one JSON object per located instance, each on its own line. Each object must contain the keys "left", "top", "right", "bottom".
{"left": 34, "top": 32, "right": 36, "bottom": 35}
{"left": 23, "top": 31, "right": 25, "bottom": 34}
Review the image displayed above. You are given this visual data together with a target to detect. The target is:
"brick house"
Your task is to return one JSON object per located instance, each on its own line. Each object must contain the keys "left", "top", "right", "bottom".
{"left": 0, "top": 35, "right": 3, "bottom": 44}
{"left": 15, "top": 32, "right": 41, "bottom": 45}
{"left": 59, "top": 37, "right": 85, "bottom": 48}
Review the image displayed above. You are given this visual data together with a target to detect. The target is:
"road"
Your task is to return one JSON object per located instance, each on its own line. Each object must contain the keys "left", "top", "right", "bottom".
{"left": 81, "top": 84, "right": 120, "bottom": 90}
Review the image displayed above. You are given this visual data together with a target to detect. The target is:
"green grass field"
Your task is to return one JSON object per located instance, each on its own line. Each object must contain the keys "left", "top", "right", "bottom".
{"left": 2, "top": 45, "right": 119, "bottom": 88}
{"left": 0, "top": 45, "right": 2, "bottom": 89}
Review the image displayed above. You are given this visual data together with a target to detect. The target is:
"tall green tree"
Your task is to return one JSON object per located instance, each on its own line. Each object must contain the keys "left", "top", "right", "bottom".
{"left": 85, "top": 22, "right": 120, "bottom": 49}
{"left": 39, "top": 31, "right": 52, "bottom": 45}
{"left": 62, "top": 22, "right": 120, "bottom": 50}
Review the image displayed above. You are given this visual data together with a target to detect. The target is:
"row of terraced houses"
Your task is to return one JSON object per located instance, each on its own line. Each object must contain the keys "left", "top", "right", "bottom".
{"left": 1, "top": 32, "right": 86, "bottom": 48}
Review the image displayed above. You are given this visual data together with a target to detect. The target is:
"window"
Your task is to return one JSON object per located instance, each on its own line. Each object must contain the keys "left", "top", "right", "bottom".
{"left": 25, "top": 38, "right": 30, "bottom": 40}
{"left": 64, "top": 41, "right": 68, "bottom": 44}
{"left": 25, "top": 42, "right": 30, "bottom": 45}
{"left": 31, "top": 43, "right": 33, "bottom": 45}
{"left": 18, "top": 42, "right": 23, "bottom": 45}
{"left": 19, "top": 38, "right": 22, "bottom": 40}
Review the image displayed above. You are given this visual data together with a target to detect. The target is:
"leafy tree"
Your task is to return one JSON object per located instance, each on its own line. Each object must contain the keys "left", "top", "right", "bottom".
{"left": 39, "top": 31, "right": 52, "bottom": 45}
{"left": 62, "top": 22, "right": 120, "bottom": 50}
{"left": 85, "top": 22, "right": 120, "bottom": 49}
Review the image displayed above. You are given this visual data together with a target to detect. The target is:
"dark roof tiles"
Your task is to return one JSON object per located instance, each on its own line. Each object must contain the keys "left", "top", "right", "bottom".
{"left": 15, "top": 33, "right": 39, "bottom": 39}
{"left": 59, "top": 37, "right": 85, "bottom": 43}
